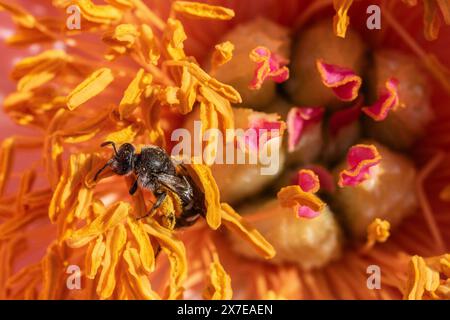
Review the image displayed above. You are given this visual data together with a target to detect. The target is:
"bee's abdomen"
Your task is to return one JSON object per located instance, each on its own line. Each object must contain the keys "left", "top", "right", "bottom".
{"left": 176, "top": 175, "right": 206, "bottom": 228}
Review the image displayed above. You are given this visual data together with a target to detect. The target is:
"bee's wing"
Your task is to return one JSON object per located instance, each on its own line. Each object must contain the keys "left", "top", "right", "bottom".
{"left": 157, "top": 173, "right": 193, "bottom": 202}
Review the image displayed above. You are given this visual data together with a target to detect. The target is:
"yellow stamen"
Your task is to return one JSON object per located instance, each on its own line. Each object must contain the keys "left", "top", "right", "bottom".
{"left": 363, "top": 218, "right": 391, "bottom": 252}
{"left": 106, "top": 0, "right": 134, "bottom": 9}
{"left": 103, "top": 24, "right": 139, "bottom": 57}
{"left": 211, "top": 41, "right": 234, "bottom": 72}
{"left": 39, "top": 242, "right": 63, "bottom": 300}
{"left": 96, "top": 223, "right": 127, "bottom": 299}
{"left": 172, "top": 1, "right": 235, "bottom": 20}
{"left": 203, "top": 253, "right": 233, "bottom": 300}
{"left": 0, "top": 138, "right": 15, "bottom": 197}
{"left": 66, "top": 202, "right": 130, "bottom": 248}
{"left": 67, "top": 68, "right": 114, "bottom": 110}
{"left": 75, "top": 0, "right": 122, "bottom": 25}
{"left": 332, "top": 0, "right": 354, "bottom": 38}
{"left": 85, "top": 235, "right": 106, "bottom": 279}
{"left": 11, "top": 50, "right": 69, "bottom": 80}
{"left": 162, "top": 18, "right": 187, "bottom": 61}
{"left": 0, "top": 1, "right": 36, "bottom": 28}
{"left": 404, "top": 255, "right": 442, "bottom": 300}
{"left": 127, "top": 217, "right": 155, "bottom": 273}
{"left": 143, "top": 220, "right": 187, "bottom": 299}
{"left": 139, "top": 24, "right": 161, "bottom": 65}
{"left": 185, "top": 164, "right": 222, "bottom": 230}
{"left": 122, "top": 244, "right": 160, "bottom": 299}
{"left": 277, "top": 185, "right": 326, "bottom": 213}
{"left": 220, "top": 203, "right": 276, "bottom": 259}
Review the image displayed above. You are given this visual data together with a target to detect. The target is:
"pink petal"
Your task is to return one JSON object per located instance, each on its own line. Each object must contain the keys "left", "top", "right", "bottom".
{"left": 329, "top": 98, "right": 362, "bottom": 136}
{"left": 249, "top": 46, "right": 290, "bottom": 90}
{"left": 270, "top": 67, "right": 290, "bottom": 83}
{"left": 316, "top": 59, "right": 362, "bottom": 101}
{"left": 240, "top": 114, "right": 284, "bottom": 152}
{"left": 253, "top": 46, "right": 270, "bottom": 57}
{"left": 286, "top": 107, "right": 324, "bottom": 152}
{"left": 297, "top": 206, "right": 321, "bottom": 219}
{"left": 339, "top": 144, "right": 382, "bottom": 187}
{"left": 305, "top": 165, "right": 336, "bottom": 193}
{"left": 297, "top": 169, "right": 320, "bottom": 193}
{"left": 362, "top": 78, "right": 400, "bottom": 121}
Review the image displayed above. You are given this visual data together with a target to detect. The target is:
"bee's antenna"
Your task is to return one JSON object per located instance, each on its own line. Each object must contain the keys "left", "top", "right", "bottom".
{"left": 100, "top": 141, "right": 118, "bottom": 156}
{"left": 93, "top": 159, "right": 113, "bottom": 181}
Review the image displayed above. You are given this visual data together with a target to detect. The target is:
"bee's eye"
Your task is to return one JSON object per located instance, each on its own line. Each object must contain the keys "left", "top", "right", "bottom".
{"left": 117, "top": 150, "right": 130, "bottom": 159}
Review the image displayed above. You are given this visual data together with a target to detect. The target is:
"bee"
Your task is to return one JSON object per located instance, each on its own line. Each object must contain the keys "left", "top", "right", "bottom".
{"left": 94, "top": 141, "right": 205, "bottom": 228}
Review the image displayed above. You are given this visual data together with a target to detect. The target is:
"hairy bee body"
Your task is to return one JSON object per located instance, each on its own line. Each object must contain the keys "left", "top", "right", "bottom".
{"left": 95, "top": 142, "right": 205, "bottom": 226}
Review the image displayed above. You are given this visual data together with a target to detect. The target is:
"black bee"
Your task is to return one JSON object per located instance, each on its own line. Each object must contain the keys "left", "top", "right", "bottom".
{"left": 94, "top": 141, "right": 205, "bottom": 228}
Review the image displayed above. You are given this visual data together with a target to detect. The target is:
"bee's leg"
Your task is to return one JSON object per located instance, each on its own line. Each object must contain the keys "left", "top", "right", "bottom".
{"left": 93, "top": 159, "right": 113, "bottom": 181}
{"left": 100, "top": 141, "right": 118, "bottom": 156}
{"left": 128, "top": 179, "right": 138, "bottom": 195}
{"left": 137, "top": 190, "right": 167, "bottom": 220}
{"left": 150, "top": 191, "right": 167, "bottom": 213}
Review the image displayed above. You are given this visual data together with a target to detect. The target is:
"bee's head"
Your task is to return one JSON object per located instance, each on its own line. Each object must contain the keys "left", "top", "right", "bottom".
{"left": 110, "top": 143, "right": 136, "bottom": 175}
{"left": 94, "top": 142, "right": 136, "bottom": 181}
